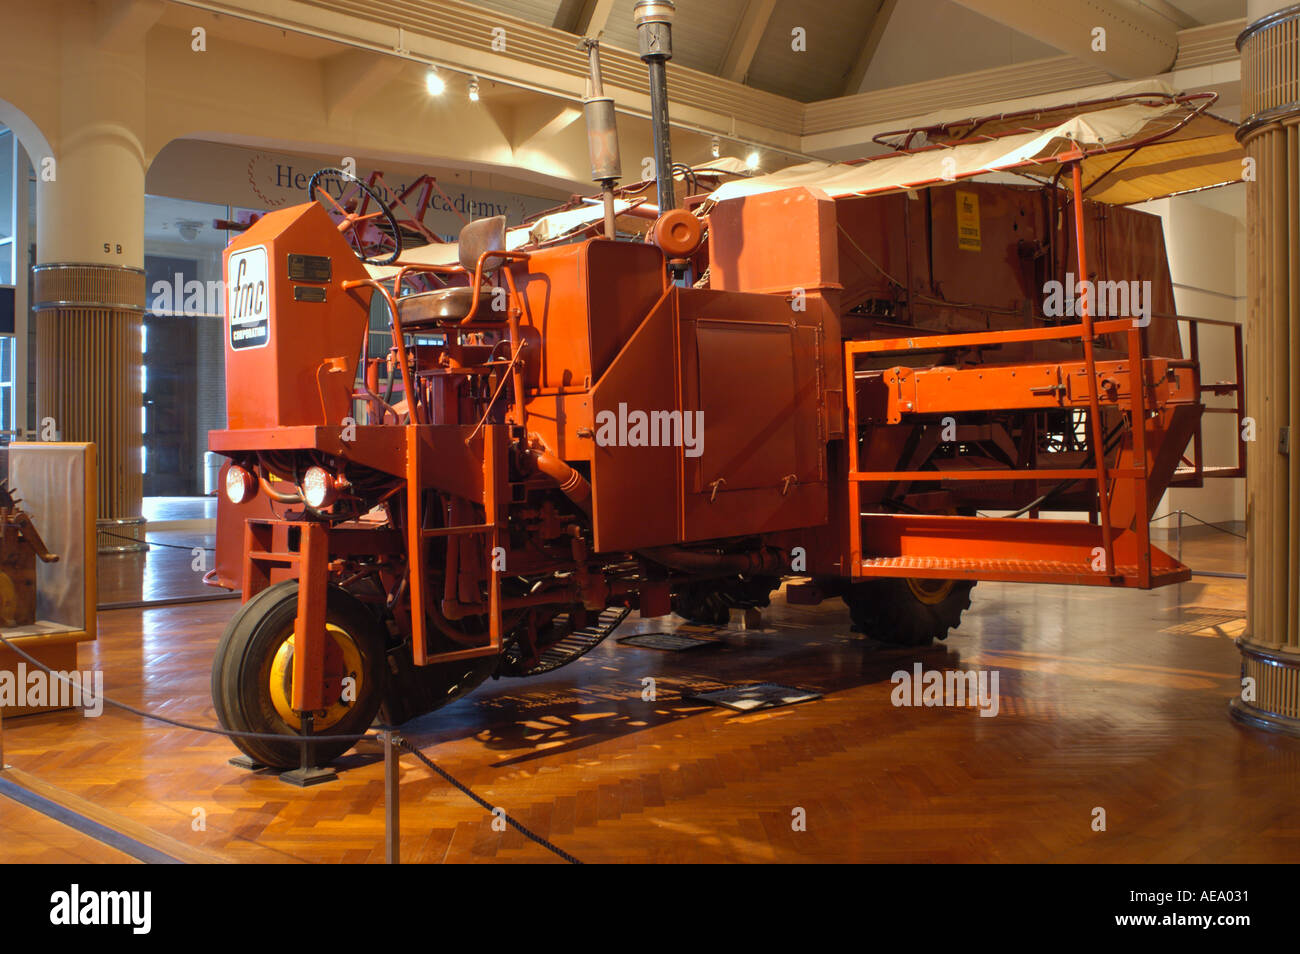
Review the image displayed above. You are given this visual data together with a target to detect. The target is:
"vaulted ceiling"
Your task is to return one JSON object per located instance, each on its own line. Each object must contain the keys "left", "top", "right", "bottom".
{"left": 468, "top": 0, "right": 1246, "bottom": 102}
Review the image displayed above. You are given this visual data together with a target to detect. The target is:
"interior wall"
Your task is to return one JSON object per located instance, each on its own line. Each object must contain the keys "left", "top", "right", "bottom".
{"left": 1134, "top": 183, "right": 1247, "bottom": 530}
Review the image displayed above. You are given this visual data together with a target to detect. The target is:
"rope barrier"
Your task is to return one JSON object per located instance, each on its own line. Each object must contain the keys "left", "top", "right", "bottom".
{"left": 1149, "top": 510, "right": 1247, "bottom": 540}
{"left": 397, "top": 737, "right": 582, "bottom": 864}
{"left": 100, "top": 530, "right": 217, "bottom": 553}
{"left": 0, "top": 630, "right": 378, "bottom": 742}
{"left": 0, "top": 630, "right": 581, "bottom": 863}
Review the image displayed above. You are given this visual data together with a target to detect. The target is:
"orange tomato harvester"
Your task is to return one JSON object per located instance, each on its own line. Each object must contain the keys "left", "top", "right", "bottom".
{"left": 206, "top": 34, "right": 1245, "bottom": 777}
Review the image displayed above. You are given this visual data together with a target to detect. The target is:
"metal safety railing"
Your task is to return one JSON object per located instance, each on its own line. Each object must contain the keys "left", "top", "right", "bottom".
{"left": 844, "top": 317, "right": 1142, "bottom": 583}
{"left": 843, "top": 305, "right": 1243, "bottom": 588}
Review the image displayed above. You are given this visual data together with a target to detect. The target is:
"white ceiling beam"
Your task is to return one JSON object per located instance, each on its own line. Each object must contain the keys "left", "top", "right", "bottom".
{"left": 949, "top": 0, "right": 1179, "bottom": 79}
{"left": 553, "top": 0, "right": 617, "bottom": 37}
{"left": 324, "top": 49, "right": 407, "bottom": 122}
{"left": 719, "top": 0, "right": 778, "bottom": 82}
{"left": 97, "top": 0, "right": 166, "bottom": 48}
{"left": 1135, "top": 0, "right": 1199, "bottom": 30}
{"left": 841, "top": 0, "right": 898, "bottom": 96}
{"left": 483, "top": 100, "right": 583, "bottom": 151}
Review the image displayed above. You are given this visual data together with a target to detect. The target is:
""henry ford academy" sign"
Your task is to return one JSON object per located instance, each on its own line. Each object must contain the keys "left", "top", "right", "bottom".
{"left": 145, "top": 141, "right": 558, "bottom": 242}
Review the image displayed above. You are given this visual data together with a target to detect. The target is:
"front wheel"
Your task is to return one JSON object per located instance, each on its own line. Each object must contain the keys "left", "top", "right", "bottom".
{"left": 843, "top": 578, "right": 975, "bottom": 646}
{"left": 211, "top": 581, "right": 388, "bottom": 769}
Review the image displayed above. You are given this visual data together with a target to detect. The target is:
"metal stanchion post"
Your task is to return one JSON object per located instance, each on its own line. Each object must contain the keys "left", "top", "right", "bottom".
{"left": 384, "top": 730, "right": 400, "bottom": 864}
{"left": 1178, "top": 509, "right": 1183, "bottom": 564}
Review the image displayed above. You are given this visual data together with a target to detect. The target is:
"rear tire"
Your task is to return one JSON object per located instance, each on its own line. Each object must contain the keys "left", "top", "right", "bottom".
{"left": 843, "top": 578, "right": 975, "bottom": 646}
{"left": 671, "top": 588, "right": 731, "bottom": 626}
{"left": 211, "top": 581, "right": 387, "bottom": 769}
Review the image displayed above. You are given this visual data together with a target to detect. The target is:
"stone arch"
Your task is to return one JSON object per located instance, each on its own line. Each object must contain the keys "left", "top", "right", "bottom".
{"left": 0, "top": 98, "right": 52, "bottom": 170}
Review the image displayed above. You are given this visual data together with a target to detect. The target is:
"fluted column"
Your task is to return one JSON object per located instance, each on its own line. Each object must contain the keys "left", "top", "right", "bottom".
{"left": 1232, "top": 2, "right": 1300, "bottom": 733}
{"left": 30, "top": 3, "right": 148, "bottom": 551}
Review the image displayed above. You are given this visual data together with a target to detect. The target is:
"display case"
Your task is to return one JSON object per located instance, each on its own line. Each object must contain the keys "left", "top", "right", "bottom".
{"left": 0, "top": 442, "right": 97, "bottom": 716}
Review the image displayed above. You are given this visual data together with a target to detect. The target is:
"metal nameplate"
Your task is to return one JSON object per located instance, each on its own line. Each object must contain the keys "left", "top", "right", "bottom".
{"left": 287, "top": 254, "right": 332, "bottom": 283}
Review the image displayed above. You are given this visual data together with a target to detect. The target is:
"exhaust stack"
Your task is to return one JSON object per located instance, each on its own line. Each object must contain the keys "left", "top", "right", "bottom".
{"left": 581, "top": 38, "right": 621, "bottom": 239}
{"left": 633, "top": 0, "right": 676, "bottom": 215}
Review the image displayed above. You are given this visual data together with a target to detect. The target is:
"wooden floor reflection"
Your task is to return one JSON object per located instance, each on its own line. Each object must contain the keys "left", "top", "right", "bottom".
{"left": 5, "top": 526, "right": 1293, "bottom": 863}
{"left": 97, "top": 530, "right": 223, "bottom": 605}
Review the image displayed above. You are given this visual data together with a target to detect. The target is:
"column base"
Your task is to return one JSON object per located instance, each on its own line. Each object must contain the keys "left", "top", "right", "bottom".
{"left": 1231, "top": 639, "right": 1300, "bottom": 737}
{"left": 97, "top": 516, "right": 147, "bottom": 554}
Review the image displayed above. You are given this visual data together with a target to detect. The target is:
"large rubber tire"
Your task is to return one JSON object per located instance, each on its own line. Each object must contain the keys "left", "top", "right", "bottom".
{"left": 671, "top": 589, "right": 731, "bottom": 626}
{"left": 671, "top": 575, "right": 780, "bottom": 626}
{"left": 843, "top": 578, "right": 975, "bottom": 646}
{"left": 211, "top": 581, "right": 388, "bottom": 769}
{"left": 379, "top": 647, "right": 496, "bottom": 726}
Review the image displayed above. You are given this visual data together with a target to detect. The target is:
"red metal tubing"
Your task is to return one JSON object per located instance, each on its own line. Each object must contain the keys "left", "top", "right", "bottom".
{"left": 1070, "top": 158, "right": 1116, "bottom": 576}
{"left": 524, "top": 446, "right": 592, "bottom": 513}
{"left": 457, "top": 248, "right": 531, "bottom": 326}
{"left": 342, "top": 278, "right": 419, "bottom": 425}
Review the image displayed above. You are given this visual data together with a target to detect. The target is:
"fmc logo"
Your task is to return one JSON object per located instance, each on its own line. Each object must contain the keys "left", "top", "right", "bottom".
{"left": 227, "top": 245, "right": 270, "bottom": 351}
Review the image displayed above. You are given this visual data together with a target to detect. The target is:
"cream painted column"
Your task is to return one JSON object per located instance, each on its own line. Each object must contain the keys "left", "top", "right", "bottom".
{"left": 31, "top": 3, "right": 151, "bottom": 550}
{"left": 1232, "top": 2, "right": 1300, "bottom": 734}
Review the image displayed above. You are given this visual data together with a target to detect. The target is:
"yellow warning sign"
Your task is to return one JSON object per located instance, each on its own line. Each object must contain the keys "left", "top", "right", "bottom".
{"left": 956, "top": 190, "right": 981, "bottom": 252}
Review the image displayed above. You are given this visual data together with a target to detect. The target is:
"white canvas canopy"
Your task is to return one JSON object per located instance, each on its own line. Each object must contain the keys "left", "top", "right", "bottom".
{"left": 708, "top": 94, "right": 1242, "bottom": 207}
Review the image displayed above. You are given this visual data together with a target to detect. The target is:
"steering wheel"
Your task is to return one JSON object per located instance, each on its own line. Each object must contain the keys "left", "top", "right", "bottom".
{"left": 307, "top": 168, "right": 404, "bottom": 266}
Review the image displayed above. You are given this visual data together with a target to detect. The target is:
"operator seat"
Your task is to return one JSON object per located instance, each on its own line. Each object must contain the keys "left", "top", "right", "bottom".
{"left": 397, "top": 215, "right": 507, "bottom": 328}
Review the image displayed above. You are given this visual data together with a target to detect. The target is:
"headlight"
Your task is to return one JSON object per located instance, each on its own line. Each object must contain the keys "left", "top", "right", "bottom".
{"left": 301, "top": 466, "right": 340, "bottom": 509}
{"left": 225, "top": 465, "right": 257, "bottom": 504}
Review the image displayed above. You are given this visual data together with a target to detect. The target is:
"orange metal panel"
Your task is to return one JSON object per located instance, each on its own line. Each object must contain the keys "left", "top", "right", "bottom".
{"left": 222, "top": 202, "right": 371, "bottom": 430}
{"left": 406, "top": 424, "right": 429, "bottom": 665}
{"left": 694, "top": 322, "right": 802, "bottom": 491}
{"left": 858, "top": 513, "right": 1188, "bottom": 588}
{"left": 522, "top": 391, "right": 596, "bottom": 461}
{"left": 708, "top": 187, "right": 841, "bottom": 295}
{"left": 484, "top": 425, "right": 506, "bottom": 647}
{"left": 290, "top": 522, "right": 328, "bottom": 712}
{"left": 585, "top": 241, "right": 669, "bottom": 381}
{"left": 588, "top": 286, "right": 682, "bottom": 553}
{"left": 512, "top": 239, "right": 666, "bottom": 392}
{"left": 677, "top": 287, "right": 829, "bottom": 541}
{"left": 923, "top": 182, "right": 1041, "bottom": 314}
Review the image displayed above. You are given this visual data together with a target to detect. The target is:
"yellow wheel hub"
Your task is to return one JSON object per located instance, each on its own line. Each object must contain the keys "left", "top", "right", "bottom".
{"left": 907, "top": 577, "right": 956, "bottom": 606}
{"left": 269, "top": 622, "right": 364, "bottom": 730}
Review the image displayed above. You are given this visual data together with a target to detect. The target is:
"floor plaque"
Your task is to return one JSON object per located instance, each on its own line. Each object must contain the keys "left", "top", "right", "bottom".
{"left": 685, "top": 682, "right": 822, "bottom": 712}
{"left": 618, "top": 632, "right": 717, "bottom": 652}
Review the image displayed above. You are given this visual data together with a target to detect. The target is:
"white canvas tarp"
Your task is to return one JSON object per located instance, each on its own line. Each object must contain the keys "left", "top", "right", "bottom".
{"left": 709, "top": 99, "right": 1241, "bottom": 206}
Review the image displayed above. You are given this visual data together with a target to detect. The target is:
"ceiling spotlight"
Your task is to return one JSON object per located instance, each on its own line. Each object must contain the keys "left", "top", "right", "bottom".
{"left": 425, "top": 67, "right": 446, "bottom": 96}
{"left": 710, "top": 136, "right": 720, "bottom": 159}
{"left": 468, "top": 77, "right": 480, "bottom": 102}
{"left": 746, "top": 150, "right": 760, "bottom": 170}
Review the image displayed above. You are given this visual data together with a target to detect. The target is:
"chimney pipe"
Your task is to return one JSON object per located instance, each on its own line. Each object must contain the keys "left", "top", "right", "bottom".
{"left": 580, "top": 38, "right": 621, "bottom": 239}
{"left": 634, "top": 0, "right": 677, "bottom": 215}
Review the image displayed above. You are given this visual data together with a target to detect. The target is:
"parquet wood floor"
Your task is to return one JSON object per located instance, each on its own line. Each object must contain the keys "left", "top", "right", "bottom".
{"left": 3, "top": 526, "right": 1291, "bottom": 863}
{"left": 97, "top": 530, "right": 220, "bottom": 605}
{"left": 0, "top": 792, "right": 136, "bottom": 863}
